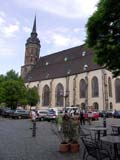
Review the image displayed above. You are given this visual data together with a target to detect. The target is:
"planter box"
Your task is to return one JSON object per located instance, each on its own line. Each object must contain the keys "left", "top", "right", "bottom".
{"left": 70, "top": 143, "right": 80, "bottom": 153}
{"left": 59, "top": 143, "right": 70, "bottom": 153}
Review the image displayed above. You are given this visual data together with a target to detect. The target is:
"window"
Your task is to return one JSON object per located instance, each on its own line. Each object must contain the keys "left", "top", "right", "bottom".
{"left": 55, "top": 83, "right": 64, "bottom": 106}
{"left": 115, "top": 78, "right": 120, "bottom": 102}
{"left": 92, "top": 77, "right": 99, "bottom": 97}
{"left": 110, "top": 102, "right": 113, "bottom": 110}
{"left": 93, "top": 102, "right": 99, "bottom": 111}
{"left": 64, "top": 57, "right": 68, "bottom": 62}
{"left": 82, "top": 51, "right": 86, "bottom": 56}
{"left": 81, "top": 103, "right": 85, "bottom": 110}
{"left": 42, "top": 85, "right": 50, "bottom": 106}
{"left": 80, "top": 79, "right": 86, "bottom": 98}
{"left": 83, "top": 64, "right": 88, "bottom": 71}
{"left": 45, "top": 62, "right": 49, "bottom": 66}
{"left": 108, "top": 77, "right": 112, "bottom": 97}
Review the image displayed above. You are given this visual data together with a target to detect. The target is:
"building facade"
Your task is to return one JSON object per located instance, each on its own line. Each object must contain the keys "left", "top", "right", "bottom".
{"left": 21, "top": 18, "right": 120, "bottom": 111}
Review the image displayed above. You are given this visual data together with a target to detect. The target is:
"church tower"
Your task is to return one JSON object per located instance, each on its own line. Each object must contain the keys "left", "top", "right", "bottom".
{"left": 21, "top": 16, "right": 41, "bottom": 78}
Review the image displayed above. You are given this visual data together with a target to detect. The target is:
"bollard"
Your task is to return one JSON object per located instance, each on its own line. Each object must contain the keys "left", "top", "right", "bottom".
{"left": 103, "top": 113, "right": 107, "bottom": 136}
{"left": 32, "top": 120, "right": 36, "bottom": 137}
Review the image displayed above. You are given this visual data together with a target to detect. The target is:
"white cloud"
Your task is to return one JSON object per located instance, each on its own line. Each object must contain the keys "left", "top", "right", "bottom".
{"left": 23, "top": 26, "right": 31, "bottom": 33}
{"left": 52, "top": 33, "right": 70, "bottom": 47}
{"left": 40, "top": 26, "right": 84, "bottom": 54}
{"left": 15, "top": 0, "right": 99, "bottom": 18}
{"left": 0, "top": 38, "right": 16, "bottom": 56}
{"left": 2, "top": 21, "right": 20, "bottom": 37}
{"left": 0, "top": 17, "right": 5, "bottom": 26}
{"left": 0, "top": 11, "right": 6, "bottom": 17}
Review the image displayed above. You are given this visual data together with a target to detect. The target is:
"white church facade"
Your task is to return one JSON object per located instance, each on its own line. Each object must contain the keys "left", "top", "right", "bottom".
{"left": 21, "top": 17, "right": 120, "bottom": 111}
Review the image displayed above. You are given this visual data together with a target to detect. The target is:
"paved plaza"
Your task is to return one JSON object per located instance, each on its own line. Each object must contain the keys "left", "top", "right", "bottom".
{"left": 0, "top": 117, "right": 120, "bottom": 160}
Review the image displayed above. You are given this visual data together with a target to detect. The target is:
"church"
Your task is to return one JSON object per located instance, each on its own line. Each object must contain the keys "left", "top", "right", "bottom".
{"left": 21, "top": 17, "right": 120, "bottom": 111}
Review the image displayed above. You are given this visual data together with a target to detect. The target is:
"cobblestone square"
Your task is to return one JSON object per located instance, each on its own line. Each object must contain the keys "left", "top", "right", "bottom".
{"left": 0, "top": 117, "right": 120, "bottom": 160}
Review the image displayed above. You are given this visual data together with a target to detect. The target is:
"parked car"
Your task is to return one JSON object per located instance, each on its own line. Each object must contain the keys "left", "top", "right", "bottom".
{"left": 113, "top": 110, "right": 120, "bottom": 118}
{"left": 99, "top": 110, "right": 113, "bottom": 118}
{"left": 84, "top": 111, "right": 99, "bottom": 121}
{"left": 1, "top": 108, "right": 14, "bottom": 118}
{"left": 11, "top": 110, "right": 30, "bottom": 119}
{"left": 46, "top": 109, "right": 58, "bottom": 121}
{"left": 37, "top": 110, "right": 48, "bottom": 121}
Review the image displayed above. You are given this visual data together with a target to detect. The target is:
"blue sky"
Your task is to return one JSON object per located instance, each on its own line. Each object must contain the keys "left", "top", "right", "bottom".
{"left": 0, "top": 0, "right": 99, "bottom": 75}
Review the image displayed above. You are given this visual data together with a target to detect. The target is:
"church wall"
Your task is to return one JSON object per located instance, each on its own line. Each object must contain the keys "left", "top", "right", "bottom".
{"left": 25, "top": 69, "right": 120, "bottom": 111}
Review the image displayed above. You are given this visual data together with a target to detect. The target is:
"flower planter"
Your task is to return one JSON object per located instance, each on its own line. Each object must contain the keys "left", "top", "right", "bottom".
{"left": 70, "top": 143, "right": 80, "bottom": 153}
{"left": 59, "top": 143, "right": 70, "bottom": 153}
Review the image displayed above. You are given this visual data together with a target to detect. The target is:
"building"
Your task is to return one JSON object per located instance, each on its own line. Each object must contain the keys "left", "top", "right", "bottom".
{"left": 21, "top": 17, "right": 120, "bottom": 111}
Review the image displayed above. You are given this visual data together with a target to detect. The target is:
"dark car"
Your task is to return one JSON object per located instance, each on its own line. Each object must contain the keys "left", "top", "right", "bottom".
{"left": 1, "top": 108, "right": 14, "bottom": 118}
{"left": 113, "top": 110, "right": 120, "bottom": 118}
{"left": 11, "top": 110, "right": 30, "bottom": 119}
{"left": 99, "top": 110, "right": 113, "bottom": 118}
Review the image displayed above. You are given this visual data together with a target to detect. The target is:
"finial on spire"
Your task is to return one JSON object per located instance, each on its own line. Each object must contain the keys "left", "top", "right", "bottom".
{"left": 32, "top": 15, "right": 36, "bottom": 33}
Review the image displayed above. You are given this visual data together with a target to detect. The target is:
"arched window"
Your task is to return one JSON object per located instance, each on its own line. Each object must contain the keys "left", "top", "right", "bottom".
{"left": 115, "top": 78, "right": 120, "bottom": 102}
{"left": 108, "top": 77, "right": 112, "bottom": 97}
{"left": 93, "top": 102, "right": 99, "bottom": 111}
{"left": 42, "top": 85, "right": 50, "bottom": 106}
{"left": 81, "top": 103, "right": 86, "bottom": 110}
{"left": 55, "top": 83, "right": 64, "bottom": 106}
{"left": 92, "top": 77, "right": 99, "bottom": 97}
{"left": 110, "top": 102, "right": 113, "bottom": 110}
{"left": 80, "top": 79, "right": 86, "bottom": 98}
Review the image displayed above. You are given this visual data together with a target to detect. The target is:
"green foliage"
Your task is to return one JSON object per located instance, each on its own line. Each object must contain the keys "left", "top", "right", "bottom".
{"left": 26, "top": 87, "right": 39, "bottom": 106}
{"left": 0, "top": 70, "right": 39, "bottom": 109}
{"left": 0, "top": 70, "right": 27, "bottom": 109}
{"left": 86, "top": 0, "right": 120, "bottom": 77}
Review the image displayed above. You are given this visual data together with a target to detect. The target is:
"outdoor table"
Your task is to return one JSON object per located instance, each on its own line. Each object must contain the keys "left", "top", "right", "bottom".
{"left": 88, "top": 127, "right": 107, "bottom": 140}
{"left": 111, "top": 125, "right": 120, "bottom": 135}
{"left": 101, "top": 135, "right": 120, "bottom": 160}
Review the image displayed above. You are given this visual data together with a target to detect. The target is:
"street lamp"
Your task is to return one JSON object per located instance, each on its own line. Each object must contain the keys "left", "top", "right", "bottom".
{"left": 83, "top": 64, "right": 88, "bottom": 111}
{"left": 60, "top": 90, "right": 69, "bottom": 109}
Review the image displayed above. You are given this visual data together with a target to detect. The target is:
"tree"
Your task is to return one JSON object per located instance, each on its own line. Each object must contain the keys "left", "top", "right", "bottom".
{"left": 2, "top": 80, "right": 27, "bottom": 110}
{"left": 26, "top": 87, "right": 39, "bottom": 107}
{"left": 86, "top": 0, "right": 120, "bottom": 77}
{"left": 0, "top": 70, "right": 27, "bottom": 109}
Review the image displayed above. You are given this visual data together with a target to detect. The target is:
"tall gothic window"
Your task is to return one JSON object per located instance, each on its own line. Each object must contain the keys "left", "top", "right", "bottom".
{"left": 42, "top": 85, "right": 50, "bottom": 106}
{"left": 92, "top": 76, "right": 99, "bottom": 97}
{"left": 110, "top": 102, "right": 113, "bottom": 110}
{"left": 93, "top": 102, "right": 99, "bottom": 111}
{"left": 80, "top": 79, "right": 86, "bottom": 98}
{"left": 115, "top": 78, "right": 120, "bottom": 102}
{"left": 108, "top": 77, "right": 112, "bottom": 97}
{"left": 55, "top": 83, "right": 64, "bottom": 106}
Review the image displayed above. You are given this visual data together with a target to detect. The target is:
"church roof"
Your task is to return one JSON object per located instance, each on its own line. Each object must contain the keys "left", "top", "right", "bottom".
{"left": 25, "top": 44, "right": 103, "bottom": 82}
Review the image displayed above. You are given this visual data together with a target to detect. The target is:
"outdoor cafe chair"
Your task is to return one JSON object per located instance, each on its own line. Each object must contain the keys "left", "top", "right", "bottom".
{"left": 81, "top": 136, "right": 112, "bottom": 160}
{"left": 111, "top": 127, "right": 119, "bottom": 136}
{"left": 94, "top": 125, "right": 105, "bottom": 141}
{"left": 79, "top": 126, "right": 93, "bottom": 139}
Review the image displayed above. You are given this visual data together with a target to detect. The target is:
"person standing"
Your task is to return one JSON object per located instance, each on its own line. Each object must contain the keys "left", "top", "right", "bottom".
{"left": 87, "top": 111, "right": 92, "bottom": 125}
{"left": 80, "top": 111, "right": 85, "bottom": 125}
{"left": 30, "top": 110, "right": 37, "bottom": 122}
{"left": 30, "top": 110, "right": 37, "bottom": 137}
